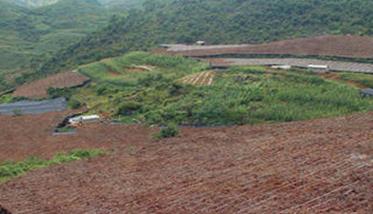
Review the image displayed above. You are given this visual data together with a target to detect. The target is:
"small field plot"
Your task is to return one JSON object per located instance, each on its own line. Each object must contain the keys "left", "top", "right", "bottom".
{"left": 168, "top": 35, "right": 373, "bottom": 59}
{"left": 79, "top": 52, "right": 208, "bottom": 84}
{"left": 180, "top": 71, "right": 215, "bottom": 86}
{"left": 13, "top": 71, "right": 89, "bottom": 98}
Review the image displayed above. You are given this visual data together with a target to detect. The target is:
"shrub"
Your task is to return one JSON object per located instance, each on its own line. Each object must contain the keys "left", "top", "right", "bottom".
{"left": 68, "top": 99, "right": 82, "bottom": 109}
{"left": 117, "top": 101, "right": 142, "bottom": 116}
{"left": 48, "top": 88, "right": 72, "bottom": 99}
{"left": 155, "top": 123, "right": 179, "bottom": 139}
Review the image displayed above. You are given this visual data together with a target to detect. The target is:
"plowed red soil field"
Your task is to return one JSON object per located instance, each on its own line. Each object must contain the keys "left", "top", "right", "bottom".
{"left": 0, "top": 111, "right": 153, "bottom": 162}
{"left": 169, "top": 35, "right": 373, "bottom": 59}
{"left": 13, "top": 71, "right": 90, "bottom": 99}
{"left": 1, "top": 112, "right": 372, "bottom": 213}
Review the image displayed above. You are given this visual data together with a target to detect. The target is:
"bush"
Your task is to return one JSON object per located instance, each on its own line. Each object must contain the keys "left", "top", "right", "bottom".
{"left": 47, "top": 88, "right": 72, "bottom": 99}
{"left": 155, "top": 123, "right": 179, "bottom": 139}
{"left": 68, "top": 99, "right": 82, "bottom": 109}
{"left": 117, "top": 101, "right": 142, "bottom": 116}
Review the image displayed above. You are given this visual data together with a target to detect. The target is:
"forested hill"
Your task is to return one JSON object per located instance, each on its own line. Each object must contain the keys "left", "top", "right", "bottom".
{"left": 0, "top": 0, "right": 110, "bottom": 74}
{"left": 39, "top": 0, "right": 373, "bottom": 75}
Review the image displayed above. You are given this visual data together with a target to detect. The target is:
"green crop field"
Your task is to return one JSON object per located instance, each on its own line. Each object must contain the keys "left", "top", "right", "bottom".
{"left": 46, "top": 52, "right": 373, "bottom": 127}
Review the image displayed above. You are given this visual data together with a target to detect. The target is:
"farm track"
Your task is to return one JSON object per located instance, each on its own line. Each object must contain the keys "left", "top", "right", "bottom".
{"left": 13, "top": 71, "right": 90, "bottom": 98}
{"left": 0, "top": 112, "right": 372, "bottom": 213}
{"left": 180, "top": 71, "right": 215, "bottom": 86}
{"left": 167, "top": 35, "right": 373, "bottom": 59}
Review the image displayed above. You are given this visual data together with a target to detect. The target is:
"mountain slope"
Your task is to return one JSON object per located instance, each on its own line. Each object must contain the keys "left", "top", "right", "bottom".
{"left": 0, "top": 0, "right": 113, "bottom": 91}
{"left": 98, "top": 0, "right": 147, "bottom": 8}
{"left": 39, "top": 0, "right": 373, "bottom": 75}
{"left": 8, "top": 0, "right": 149, "bottom": 8}
{"left": 7, "top": 0, "right": 60, "bottom": 8}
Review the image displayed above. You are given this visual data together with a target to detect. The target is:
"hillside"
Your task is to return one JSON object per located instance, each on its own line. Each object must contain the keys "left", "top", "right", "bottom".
{"left": 98, "top": 0, "right": 147, "bottom": 9}
{"left": 7, "top": 0, "right": 59, "bottom": 8}
{"left": 0, "top": 0, "right": 112, "bottom": 91}
{"left": 1, "top": 111, "right": 372, "bottom": 212}
{"left": 8, "top": 0, "right": 149, "bottom": 8}
{"left": 30, "top": 52, "right": 372, "bottom": 127}
{"left": 39, "top": 0, "right": 373, "bottom": 75}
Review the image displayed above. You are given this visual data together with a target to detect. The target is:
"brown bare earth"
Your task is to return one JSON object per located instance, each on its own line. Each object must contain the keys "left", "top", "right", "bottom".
{"left": 169, "top": 35, "right": 373, "bottom": 59}
{"left": 0, "top": 111, "right": 372, "bottom": 213}
{"left": 0, "top": 111, "right": 153, "bottom": 162}
{"left": 13, "top": 71, "right": 90, "bottom": 99}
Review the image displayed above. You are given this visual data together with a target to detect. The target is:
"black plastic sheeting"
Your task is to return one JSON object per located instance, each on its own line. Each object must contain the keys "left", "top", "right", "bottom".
{"left": 0, "top": 97, "right": 67, "bottom": 115}
{"left": 0, "top": 205, "right": 12, "bottom": 214}
{"left": 361, "top": 88, "right": 373, "bottom": 97}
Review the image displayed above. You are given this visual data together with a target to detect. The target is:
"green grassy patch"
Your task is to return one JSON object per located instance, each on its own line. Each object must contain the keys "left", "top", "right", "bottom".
{"left": 339, "top": 72, "right": 373, "bottom": 88}
{"left": 0, "top": 149, "right": 105, "bottom": 183}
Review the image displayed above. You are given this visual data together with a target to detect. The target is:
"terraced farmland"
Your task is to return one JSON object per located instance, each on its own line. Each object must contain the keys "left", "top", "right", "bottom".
{"left": 180, "top": 71, "right": 215, "bottom": 86}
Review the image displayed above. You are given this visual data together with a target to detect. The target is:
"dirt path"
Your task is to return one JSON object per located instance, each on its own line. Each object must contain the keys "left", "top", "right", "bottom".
{"left": 0, "top": 112, "right": 372, "bottom": 213}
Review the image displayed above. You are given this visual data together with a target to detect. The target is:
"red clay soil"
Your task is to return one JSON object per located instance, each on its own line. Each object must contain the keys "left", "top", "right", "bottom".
{"left": 172, "top": 35, "right": 373, "bottom": 59}
{"left": 0, "top": 111, "right": 153, "bottom": 162}
{"left": 13, "top": 71, "right": 90, "bottom": 99}
{"left": 0, "top": 112, "right": 372, "bottom": 213}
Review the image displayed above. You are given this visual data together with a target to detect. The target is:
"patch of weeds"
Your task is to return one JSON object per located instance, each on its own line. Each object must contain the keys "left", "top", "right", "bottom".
{"left": 0, "top": 149, "right": 105, "bottom": 183}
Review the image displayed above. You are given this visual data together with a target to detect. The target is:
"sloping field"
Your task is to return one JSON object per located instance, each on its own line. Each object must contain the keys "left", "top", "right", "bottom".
{"left": 13, "top": 71, "right": 89, "bottom": 98}
{"left": 0, "top": 111, "right": 153, "bottom": 162}
{"left": 0, "top": 112, "right": 372, "bottom": 213}
{"left": 167, "top": 35, "right": 373, "bottom": 59}
{"left": 208, "top": 58, "right": 373, "bottom": 74}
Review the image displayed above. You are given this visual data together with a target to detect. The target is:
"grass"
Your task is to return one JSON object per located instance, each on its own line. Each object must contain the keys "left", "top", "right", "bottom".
{"left": 57, "top": 52, "right": 373, "bottom": 126}
{"left": 339, "top": 72, "right": 373, "bottom": 88}
{"left": 0, "top": 94, "right": 14, "bottom": 104}
{"left": 0, "top": 149, "right": 105, "bottom": 183}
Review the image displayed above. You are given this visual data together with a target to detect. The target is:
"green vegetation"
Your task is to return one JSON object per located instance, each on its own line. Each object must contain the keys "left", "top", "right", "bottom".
{"left": 64, "top": 52, "right": 373, "bottom": 127}
{"left": 0, "top": 94, "right": 15, "bottom": 104}
{"left": 0, "top": 94, "right": 28, "bottom": 104}
{"left": 339, "top": 73, "right": 373, "bottom": 88}
{"left": 0, "top": 149, "right": 104, "bottom": 182}
{"left": 154, "top": 123, "right": 179, "bottom": 139}
{"left": 39, "top": 0, "right": 373, "bottom": 75}
{"left": 8, "top": 0, "right": 60, "bottom": 8}
{"left": 0, "top": 0, "right": 114, "bottom": 88}
{"left": 54, "top": 126, "right": 76, "bottom": 133}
